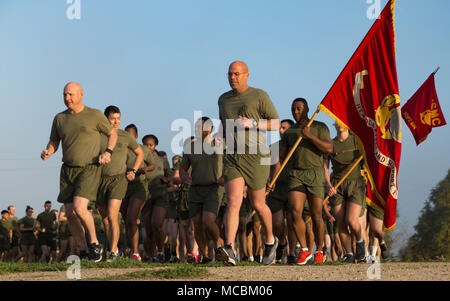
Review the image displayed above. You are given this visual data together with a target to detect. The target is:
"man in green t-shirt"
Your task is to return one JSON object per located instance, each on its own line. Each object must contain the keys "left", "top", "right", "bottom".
{"left": 180, "top": 117, "right": 224, "bottom": 263}
{"left": 97, "top": 106, "right": 144, "bottom": 262}
{"left": 324, "top": 123, "right": 366, "bottom": 263}
{"left": 35, "top": 201, "right": 57, "bottom": 263}
{"left": 41, "top": 82, "right": 118, "bottom": 262}
{"left": 7, "top": 205, "right": 20, "bottom": 261}
{"left": 215, "top": 61, "right": 280, "bottom": 266}
{"left": 273, "top": 98, "right": 332, "bottom": 265}
{"left": 0, "top": 210, "right": 13, "bottom": 261}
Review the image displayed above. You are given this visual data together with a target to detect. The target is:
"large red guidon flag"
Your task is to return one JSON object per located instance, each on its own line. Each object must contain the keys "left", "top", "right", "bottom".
{"left": 319, "top": 0, "right": 401, "bottom": 231}
{"left": 402, "top": 73, "right": 447, "bottom": 145}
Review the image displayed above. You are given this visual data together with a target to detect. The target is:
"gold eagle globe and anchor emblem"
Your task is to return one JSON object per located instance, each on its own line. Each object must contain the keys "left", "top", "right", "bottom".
{"left": 375, "top": 94, "right": 402, "bottom": 142}
{"left": 420, "top": 99, "right": 443, "bottom": 127}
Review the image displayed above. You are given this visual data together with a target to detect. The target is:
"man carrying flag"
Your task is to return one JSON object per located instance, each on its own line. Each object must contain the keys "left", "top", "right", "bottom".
{"left": 402, "top": 70, "right": 447, "bottom": 145}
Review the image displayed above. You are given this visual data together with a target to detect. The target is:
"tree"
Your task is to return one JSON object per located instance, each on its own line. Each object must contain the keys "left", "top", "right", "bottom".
{"left": 399, "top": 169, "right": 450, "bottom": 261}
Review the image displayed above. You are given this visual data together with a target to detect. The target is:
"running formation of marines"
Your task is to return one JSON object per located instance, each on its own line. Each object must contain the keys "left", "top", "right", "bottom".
{"left": 0, "top": 61, "right": 388, "bottom": 265}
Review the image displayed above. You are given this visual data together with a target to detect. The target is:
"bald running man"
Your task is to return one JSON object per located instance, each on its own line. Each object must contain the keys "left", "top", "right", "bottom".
{"left": 216, "top": 61, "right": 280, "bottom": 266}
{"left": 41, "top": 82, "right": 118, "bottom": 262}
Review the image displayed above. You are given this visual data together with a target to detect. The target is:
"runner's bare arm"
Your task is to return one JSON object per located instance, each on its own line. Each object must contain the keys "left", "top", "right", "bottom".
{"left": 41, "top": 139, "right": 60, "bottom": 160}
{"left": 323, "top": 158, "right": 336, "bottom": 196}
{"left": 99, "top": 129, "right": 118, "bottom": 164}
{"left": 301, "top": 126, "right": 333, "bottom": 154}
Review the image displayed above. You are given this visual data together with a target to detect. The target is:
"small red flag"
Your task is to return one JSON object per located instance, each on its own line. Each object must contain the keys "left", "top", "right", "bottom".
{"left": 401, "top": 73, "right": 446, "bottom": 145}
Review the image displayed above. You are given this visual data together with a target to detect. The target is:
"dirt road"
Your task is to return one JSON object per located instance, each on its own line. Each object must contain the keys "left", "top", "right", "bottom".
{"left": 0, "top": 262, "right": 448, "bottom": 281}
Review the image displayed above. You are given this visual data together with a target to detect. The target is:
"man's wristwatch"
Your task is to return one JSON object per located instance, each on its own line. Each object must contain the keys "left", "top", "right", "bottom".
{"left": 105, "top": 148, "right": 113, "bottom": 155}
{"left": 128, "top": 169, "right": 137, "bottom": 174}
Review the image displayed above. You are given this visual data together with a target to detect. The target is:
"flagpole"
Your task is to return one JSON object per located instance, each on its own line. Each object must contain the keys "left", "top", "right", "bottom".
{"left": 433, "top": 67, "right": 440, "bottom": 75}
{"left": 266, "top": 109, "right": 320, "bottom": 196}
{"left": 304, "top": 155, "right": 364, "bottom": 224}
{"left": 322, "top": 155, "right": 364, "bottom": 204}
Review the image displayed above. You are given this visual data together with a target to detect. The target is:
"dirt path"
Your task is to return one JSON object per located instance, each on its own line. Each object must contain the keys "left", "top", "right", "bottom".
{"left": 0, "top": 262, "right": 448, "bottom": 281}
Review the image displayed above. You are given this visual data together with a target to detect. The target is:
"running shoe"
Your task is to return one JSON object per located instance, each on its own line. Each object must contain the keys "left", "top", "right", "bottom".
{"left": 156, "top": 252, "right": 165, "bottom": 263}
{"left": 106, "top": 251, "right": 120, "bottom": 262}
{"left": 295, "top": 249, "right": 312, "bottom": 265}
{"left": 79, "top": 250, "right": 89, "bottom": 260}
{"left": 186, "top": 253, "right": 197, "bottom": 264}
{"left": 287, "top": 255, "right": 296, "bottom": 265}
{"left": 169, "top": 255, "right": 180, "bottom": 263}
{"left": 254, "top": 255, "right": 261, "bottom": 263}
{"left": 262, "top": 237, "right": 279, "bottom": 265}
{"left": 275, "top": 242, "right": 287, "bottom": 263}
{"left": 380, "top": 242, "right": 388, "bottom": 259}
{"left": 199, "top": 256, "right": 212, "bottom": 264}
{"left": 88, "top": 243, "right": 103, "bottom": 263}
{"left": 313, "top": 251, "right": 325, "bottom": 264}
{"left": 215, "top": 245, "right": 237, "bottom": 266}
{"left": 340, "top": 253, "right": 355, "bottom": 263}
{"left": 356, "top": 240, "right": 366, "bottom": 263}
{"left": 131, "top": 253, "right": 142, "bottom": 261}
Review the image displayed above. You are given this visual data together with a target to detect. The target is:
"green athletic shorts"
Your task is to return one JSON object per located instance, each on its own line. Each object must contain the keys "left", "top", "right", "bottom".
{"left": 58, "top": 163, "right": 102, "bottom": 204}
{"left": 188, "top": 184, "right": 221, "bottom": 218}
{"left": 38, "top": 232, "right": 57, "bottom": 251}
{"left": 123, "top": 180, "right": 149, "bottom": 205}
{"left": 288, "top": 168, "right": 325, "bottom": 199}
{"left": 329, "top": 176, "right": 366, "bottom": 208}
{"left": 20, "top": 232, "right": 37, "bottom": 246}
{"left": 0, "top": 238, "right": 10, "bottom": 252}
{"left": 223, "top": 154, "right": 270, "bottom": 191}
{"left": 97, "top": 173, "right": 128, "bottom": 206}
{"left": 267, "top": 182, "right": 289, "bottom": 214}
{"left": 367, "top": 204, "right": 384, "bottom": 220}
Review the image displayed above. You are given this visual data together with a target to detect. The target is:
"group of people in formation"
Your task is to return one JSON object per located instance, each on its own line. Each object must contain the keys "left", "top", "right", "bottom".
{"left": 4, "top": 60, "right": 388, "bottom": 265}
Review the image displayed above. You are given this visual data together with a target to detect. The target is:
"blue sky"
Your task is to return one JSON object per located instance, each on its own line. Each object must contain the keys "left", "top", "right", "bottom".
{"left": 0, "top": 0, "right": 448, "bottom": 248}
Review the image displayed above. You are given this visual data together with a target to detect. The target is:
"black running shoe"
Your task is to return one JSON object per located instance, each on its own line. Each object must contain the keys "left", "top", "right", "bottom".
{"left": 200, "top": 256, "right": 212, "bottom": 264}
{"left": 262, "top": 236, "right": 279, "bottom": 265}
{"left": 356, "top": 240, "right": 366, "bottom": 262}
{"left": 379, "top": 242, "right": 388, "bottom": 259}
{"left": 275, "top": 242, "right": 287, "bottom": 262}
{"left": 287, "top": 255, "right": 296, "bottom": 265}
{"left": 79, "top": 250, "right": 89, "bottom": 260}
{"left": 341, "top": 253, "right": 355, "bottom": 263}
{"left": 88, "top": 243, "right": 103, "bottom": 263}
{"left": 215, "top": 245, "right": 236, "bottom": 266}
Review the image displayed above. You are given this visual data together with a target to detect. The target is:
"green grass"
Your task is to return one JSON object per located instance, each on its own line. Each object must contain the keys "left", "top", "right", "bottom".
{"left": 0, "top": 258, "right": 164, "bottom": 275}
{"left": 88, "top": 264, "right": 209, "bottom": 281}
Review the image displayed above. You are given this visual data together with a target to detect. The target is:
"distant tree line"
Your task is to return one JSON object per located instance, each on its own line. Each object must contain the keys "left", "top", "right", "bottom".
{"left": 399, "top": 170, "right": 449, "bottom": 261}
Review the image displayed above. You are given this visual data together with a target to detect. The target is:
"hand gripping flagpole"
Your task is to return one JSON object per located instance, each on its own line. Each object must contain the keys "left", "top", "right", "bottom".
{"left": 322, "top": 155, "right": 364, "bottom": 204}
{"left": 266, "top": 109, "right": 320, "bottom": 196}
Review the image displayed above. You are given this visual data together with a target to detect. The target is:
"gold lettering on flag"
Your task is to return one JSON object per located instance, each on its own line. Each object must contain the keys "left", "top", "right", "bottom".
{"left": 420, "top": 99, "right": 442, "bottom": 126}
{"left": 353, "top": 70, "right": 400, "bottom": 200}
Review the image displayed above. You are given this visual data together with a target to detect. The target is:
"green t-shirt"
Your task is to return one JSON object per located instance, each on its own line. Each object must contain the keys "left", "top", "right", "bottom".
{"left": 126, "top": 144, "right": 154, "bottom": 183}
{"left": 50, "top": 106, "right": 113, "bottom": 167}
{"left": 280, "top": 121, "right": 330, "bottom": 170}
{"left": 270, "top": 141, "right": 292, "bottom": 185}
{"left": 19, "top": 216, "right": 35, "bottom": 231}
{"left": 36, "top": 211, "right": 56, "bottom": 231}
{"left": 218, "top": 87, "right": 279, "bottom": 156}
{"left": 0, "top": 219, "right": 12, "bottom": 238}
{"left": 329, "top": 134, "right": 363, "bottom": 180}
{"left": 100, "top": 129, "right": 140, "bottom": 176}
{"left": 8, "top": 216, "right": 19, "bottom": 232}
{"left": 181, "top": 140, "right": 223, "bottom": 186}
{"left": 147, "top": 154, "right": 171, "bottom": 196}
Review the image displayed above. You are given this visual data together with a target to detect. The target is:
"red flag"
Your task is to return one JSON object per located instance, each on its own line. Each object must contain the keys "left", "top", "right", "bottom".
{"left": 401, "top": 73, "right": 446, "bottom": 145}
{"left": 318, "top": 0, "right": 400, "bottom": 231}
